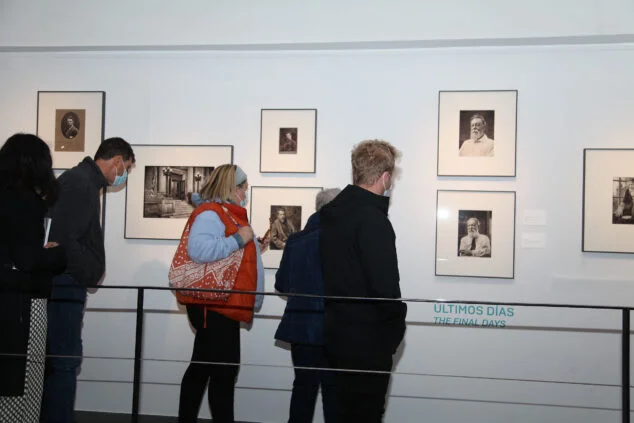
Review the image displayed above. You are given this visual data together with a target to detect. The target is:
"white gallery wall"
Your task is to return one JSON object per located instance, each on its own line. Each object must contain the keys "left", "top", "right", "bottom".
{"left": 1, "top": 1, "right": 634, "bottom": 422}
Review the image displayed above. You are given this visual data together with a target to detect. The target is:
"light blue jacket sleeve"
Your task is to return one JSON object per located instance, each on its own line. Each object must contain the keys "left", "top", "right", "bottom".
{"left": 187, "top": 211, "right": 240, "bottom": 263}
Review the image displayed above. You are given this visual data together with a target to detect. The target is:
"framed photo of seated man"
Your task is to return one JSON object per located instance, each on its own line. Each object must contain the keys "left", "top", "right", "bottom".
{"left": 436, "top": 190, "right": 515, "bottom": 279}
{"left": 437, "top": 90, "right": 517, "bottom": 177}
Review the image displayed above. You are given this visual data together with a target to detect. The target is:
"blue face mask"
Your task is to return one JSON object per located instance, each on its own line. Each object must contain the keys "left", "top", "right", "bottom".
{"left": 112, "top": 161, "right": 128, "bottom": 187}
{"left": 382, "top": 176, "right": 392, "bottom": 197}
{"left": 240, "top": 190, "right": 249, "bottom": 208}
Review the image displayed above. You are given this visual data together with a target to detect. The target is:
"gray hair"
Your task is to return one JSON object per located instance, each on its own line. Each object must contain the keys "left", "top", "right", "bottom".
{"left": 316, "top": 188, "right": 341, "bottom": 211}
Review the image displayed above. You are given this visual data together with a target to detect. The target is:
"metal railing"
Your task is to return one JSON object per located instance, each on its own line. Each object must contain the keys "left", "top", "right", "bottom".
{"left": 2, "top": 284, "right": 632, "bottom": 423}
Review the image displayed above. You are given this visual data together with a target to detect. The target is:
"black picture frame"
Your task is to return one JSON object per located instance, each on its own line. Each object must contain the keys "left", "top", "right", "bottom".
{"left": 259, "top": 109, "right": 317, "bottom": 174}
{"left": 435, "top": 189, "right": 516, "bottom": 279}
{"left": 582, "top": 148, "right": 634, "bottom": 254}
{"left": 437, "top": 90, "right": 518, "bottom": 177}
{"left": 37, "top": 91, "right": 106, "bottom": 170}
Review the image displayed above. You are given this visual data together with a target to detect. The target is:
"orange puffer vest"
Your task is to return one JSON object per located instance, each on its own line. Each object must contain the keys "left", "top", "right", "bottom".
{"left": 176, "top": 202, "right": 258, "bottom": 323}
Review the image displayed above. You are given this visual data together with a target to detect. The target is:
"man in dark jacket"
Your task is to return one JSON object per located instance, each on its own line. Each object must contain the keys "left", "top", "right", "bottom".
{"left": 319, "top": 139, "right": 406, "bottom": 422}
{"left": 40, "top": 138, "right": 135, "bottom": 423}
{"left": 274, "top": 188, "right": 340, "bottom": 423}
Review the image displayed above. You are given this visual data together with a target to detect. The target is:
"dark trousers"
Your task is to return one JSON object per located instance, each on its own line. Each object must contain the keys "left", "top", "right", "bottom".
{"left": 329, "top": 352, "right": 392, "bottom": 423}
{"left": 40, "top": 274, "right": 86, "bottom": 423}
{"left": 288, "top": 344, "right": 335, "bottom": 423}
{"left": 178, "top": 306, "right": 240, "bottom": 423}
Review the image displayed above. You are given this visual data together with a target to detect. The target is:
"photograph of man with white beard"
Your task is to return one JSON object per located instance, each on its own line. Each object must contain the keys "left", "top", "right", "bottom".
{"left": 458, "top": 111, "right": 495, "bottom": 157}
{"left": 457, "top": 210, "right": 492, "bottom": 258}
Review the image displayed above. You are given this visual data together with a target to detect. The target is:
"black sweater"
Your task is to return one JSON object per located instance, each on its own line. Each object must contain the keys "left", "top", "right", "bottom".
{"left": 319, "top": 184, "right": 407, "bottom": 358}
{"left": 0, "top": 188, "right": 66, "bottom": 395}
{"left": 49, "top": 157, "right": 108, "bottom": 286}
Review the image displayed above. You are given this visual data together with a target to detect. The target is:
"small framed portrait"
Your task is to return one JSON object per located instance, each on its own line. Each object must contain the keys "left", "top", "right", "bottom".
{"left": 437, "top": 90, "right": 517, "bottom": 177}
{"left": 250, "top": 186, "right": 323, "bottom": 268}
{"left": 436, "top": 190, "right": 516, "bottom": 278}
{"left": 583, "top": 149, "right": 634, "bottom": 253}
{"left": 260, "top": 109, "right": 317, "bottom": 173}
{"left": 37, "top": 91, "right": 105, "bottom": 170}
{"left": 125, "top": 145, "right": 233, "bottom": 240}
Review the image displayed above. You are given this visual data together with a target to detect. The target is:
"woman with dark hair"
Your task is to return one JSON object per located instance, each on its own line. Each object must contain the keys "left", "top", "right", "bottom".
{"left": 0, "top": 133, "right": 66, "bottom": 422}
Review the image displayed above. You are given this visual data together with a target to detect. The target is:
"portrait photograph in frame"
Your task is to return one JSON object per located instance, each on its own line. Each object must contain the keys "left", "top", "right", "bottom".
{"left": 437, "top": 90, "right": 517, "bottom": 177}
{"left": 583, "top": 149, "right": 634, "bottom": 254}
{"left": 260, "top": 109, "right": 317, "bottom": 173}
{"left": 125, "top": 145, "right": 233, "bottom": 240}
{"left": 37, "top": 91, "right": 105, "bottom": 170}
{"left": 436, "top": 190, "right": 516, "bottom": 279}
{"left": 250, "top": 186, "right": 323, "bottom": 268}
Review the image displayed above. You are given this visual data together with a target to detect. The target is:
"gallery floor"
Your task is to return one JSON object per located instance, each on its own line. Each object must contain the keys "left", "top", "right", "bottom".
{"left": 76, "top": 411, "right": 255, "bottom": 423}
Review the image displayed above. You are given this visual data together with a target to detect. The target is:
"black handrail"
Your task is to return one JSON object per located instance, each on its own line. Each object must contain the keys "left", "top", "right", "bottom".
{"left": 3, "top": 284, "right": 632, "bottom": 422}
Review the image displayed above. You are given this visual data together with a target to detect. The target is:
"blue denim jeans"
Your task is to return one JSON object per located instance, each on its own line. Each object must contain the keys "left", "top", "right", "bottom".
{"left": 288, "top": 344, "right": 336, "bottom": 423}
{"left": 40, "top": 274, "right": 86, "bottom": 423}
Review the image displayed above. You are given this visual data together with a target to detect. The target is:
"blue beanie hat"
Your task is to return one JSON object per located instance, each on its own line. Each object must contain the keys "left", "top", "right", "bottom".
{"left": 235, "top": 166, "right": 247, "bottom": 185}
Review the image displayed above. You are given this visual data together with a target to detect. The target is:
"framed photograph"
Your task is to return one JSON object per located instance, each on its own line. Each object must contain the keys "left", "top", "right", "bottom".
{"left": 124, "top": 145, "right": 233, "bottom": 240}
{"left": 260, "top": 109, "right": 317, "bottom": 173}
{"left": 37, "top": 91, "right": 105, "bottom": 170}
{"left": 437, "top": 90, "right": 517, "bottom": 177}
{"left": 583, "top": 149, "right": 634, "bottom": 253}
{"left": 250, "top": 186, "right": 323, "bottom": 268}
{"left": 436, "top": 190, "right": 516, "bottom": 278}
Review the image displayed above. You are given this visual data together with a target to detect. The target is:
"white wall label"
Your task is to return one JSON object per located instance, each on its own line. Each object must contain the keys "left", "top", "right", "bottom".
{"left": 523, "top": 209, "right": 547, "bottom": 226}
{"left": 521, "top": 232, "right": 546, "bottom": 248}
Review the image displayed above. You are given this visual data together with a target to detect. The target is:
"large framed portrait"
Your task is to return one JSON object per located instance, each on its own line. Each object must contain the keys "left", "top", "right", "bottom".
{"left": 260, "top": 109, "right": 317, "bottom": 173}
{"left": 124, "top": 145, "right": 233, "bottom": 240}
{"left": 250, "top": 186, "right": 323, "bottom": 268}
{"left": 583, "top": 149, "right": 634, "bottom": 253}
{"left": 37, "top": 91, "right": 105, "bottom": 170}
{"left": 437, "top": 90, "right": 517, "bottom": 177}
{"left": 436, "top": 190, "right": 516, "bottom": 278}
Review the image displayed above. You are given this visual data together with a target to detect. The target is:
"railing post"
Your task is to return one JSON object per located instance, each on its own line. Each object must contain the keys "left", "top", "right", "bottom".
{"left": 131, "top": 288, "right": 145, "bottom": 423}
{"left": 623, "top": 308, "right": 630, "bottom": 423}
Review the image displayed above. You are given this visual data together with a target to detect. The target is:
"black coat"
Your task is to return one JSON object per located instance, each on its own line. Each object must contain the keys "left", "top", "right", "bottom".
{"left": 319, "top": 184, "right": 407, "bottom": 361}
{"left": 0, "top": 188, "right": 66, "bottom": 395}
{"left": 274, "top": 212, "right": 325, "bottom": 345}
{"left": 48, "top": 157, "right": 108, "bottom": 286}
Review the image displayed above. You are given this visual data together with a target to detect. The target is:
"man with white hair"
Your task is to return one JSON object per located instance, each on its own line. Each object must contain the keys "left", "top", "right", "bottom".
{"left": 459, "top": 114, "right": 494, "bottom": 157}
{"left": 458, "top": 217, "right": 491, "bottom": 257}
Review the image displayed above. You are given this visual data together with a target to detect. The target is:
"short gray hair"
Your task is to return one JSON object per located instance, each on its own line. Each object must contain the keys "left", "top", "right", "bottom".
{"left": 316, "top": 188, "right": 341, "bottom": 211}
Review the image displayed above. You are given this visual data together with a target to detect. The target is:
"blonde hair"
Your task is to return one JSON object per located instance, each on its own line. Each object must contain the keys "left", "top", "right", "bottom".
{"left": 351, "top": 139, "right": 399, "bottom": 186}
{"left": 199, "top": 164, "right": 243, "bottom": 202}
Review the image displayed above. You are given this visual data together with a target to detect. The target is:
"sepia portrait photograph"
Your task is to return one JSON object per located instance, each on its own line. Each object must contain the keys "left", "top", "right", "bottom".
{"left": 437, "top": 90, "right": 517, "bottom": 177}
{"left": 55, "top": 109, "right": 86, "bottom": 153}
{"left": 612, "top": 177, "right": 634, "bottom": 224}
{"left": 143, "top": 166, "right": 214, "bottom": 218}
{"left": 457, "top": 210, "right": 492, "bottom": 258}
{"left": 279, "top": 128, "right": 298, "bottom": 154}
{"left": 458, "top": 110, "right": 495, "bottom": 157}
{"left": 37, "top": 91, "right": 105, "bottom": 169}
{"left": 260, "top": 109, "right": 317, "bottom": 173}
{"left": 250, "top": 186, "right": 322, "bottom": 269}
{"left": 269, "top": 205, "right": 301, "bottom": 250}
{"left": 125, "top": 144, "right": 233, "bottom": 240}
